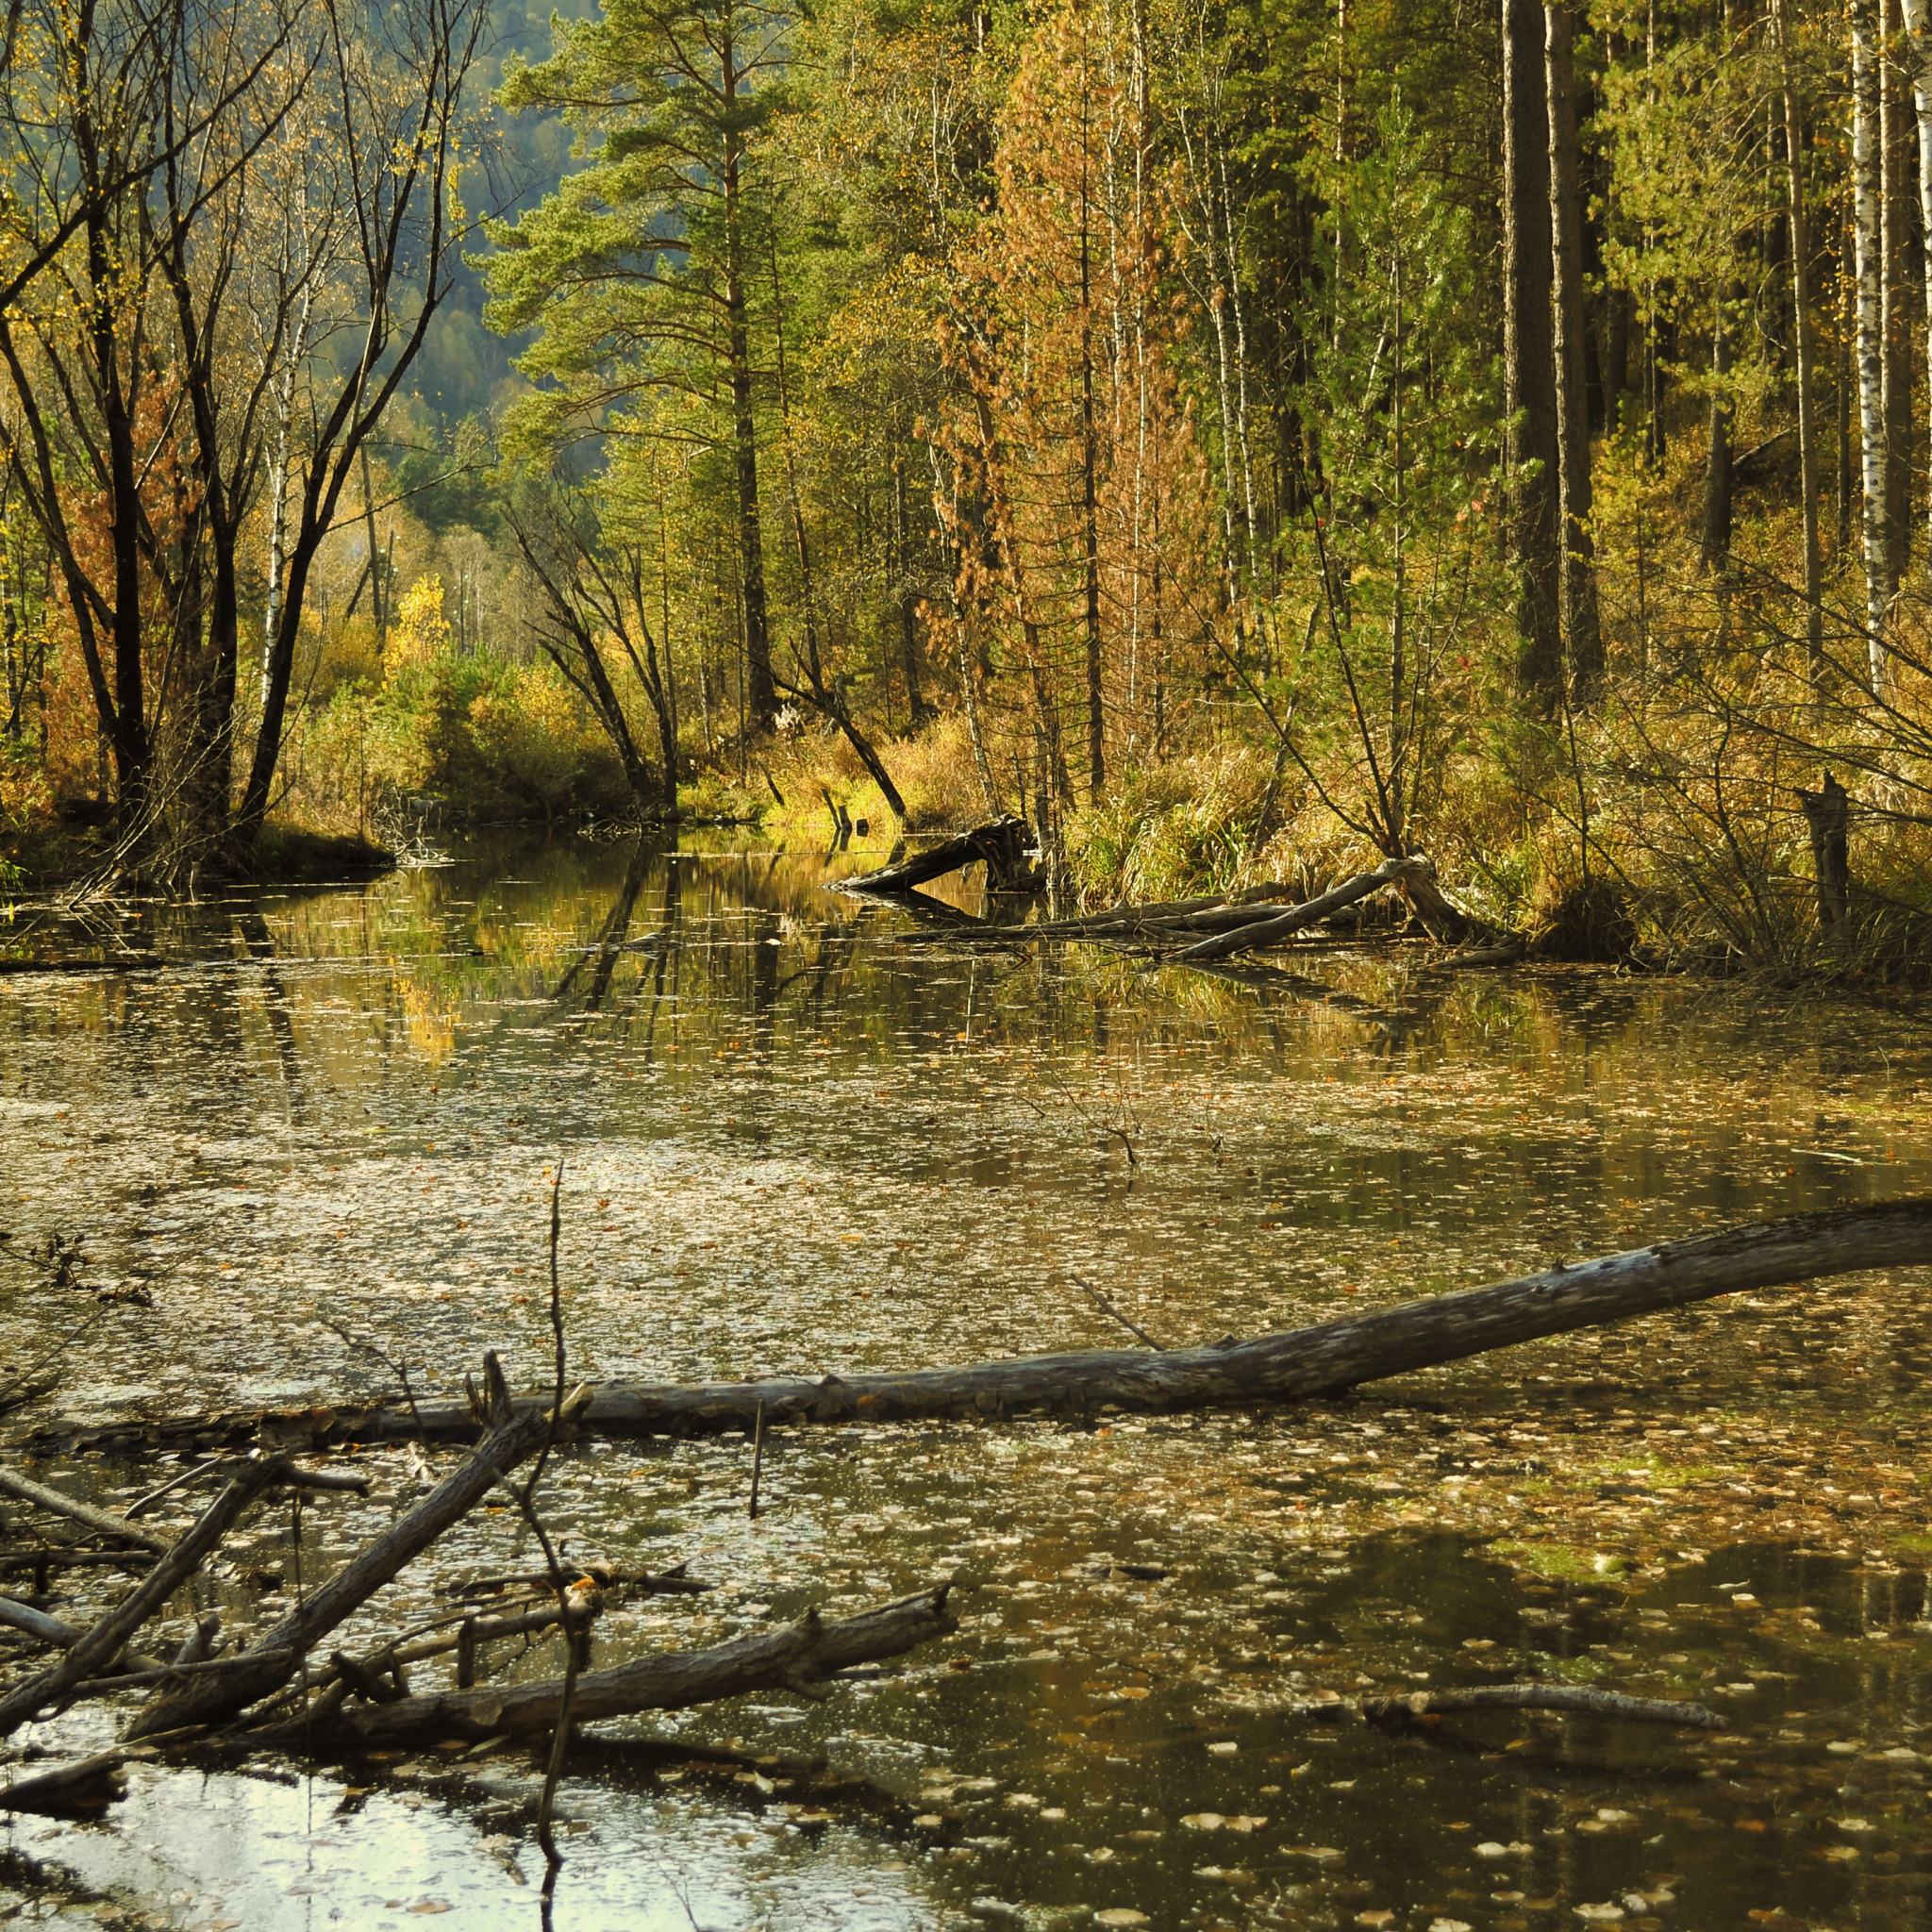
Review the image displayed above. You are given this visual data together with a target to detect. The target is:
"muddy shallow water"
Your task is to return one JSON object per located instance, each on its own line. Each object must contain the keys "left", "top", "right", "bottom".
{"left": 2, "top": 834, "right": 1931, "bottom": 1931}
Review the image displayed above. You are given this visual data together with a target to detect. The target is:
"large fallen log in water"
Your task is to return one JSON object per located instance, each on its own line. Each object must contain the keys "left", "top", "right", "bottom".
{"left": 836, "top": 817, "right": 1036, "bottom": 894}
{"left": 43, "top": 1202, "right": 1931, "bottom": 1453}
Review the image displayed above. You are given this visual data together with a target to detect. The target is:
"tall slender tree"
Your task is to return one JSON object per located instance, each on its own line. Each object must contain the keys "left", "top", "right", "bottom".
{"left": 490, "top": 0, "right": 790, "bottom": 735}
{"left": 1853, "top": 0, "right": 1890, "bottom": 683}
{"left": 1503, "top": 0, "right": 1562, "bottom": 704}
{"left": 1544, "top": 2, "right": 1601, "bottom": 687}
{"left": 1774, "top": 0, "right": 1823, "bottom": 670}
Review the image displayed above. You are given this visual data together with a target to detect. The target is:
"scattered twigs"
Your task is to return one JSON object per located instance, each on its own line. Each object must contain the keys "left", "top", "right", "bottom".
{"left": 0, "top": 1549, "right": 154, "bottom": 1575}
{"left": 124, "top": 1457, "right": 223, "bottom": 1519}
{"left": 0, "top": 1464, "right": 172, "bottom": 1554}
{"left": 0, "top": 1308, "right": 108, "bottom": 1415}
{"left": 1069, "top": 1277, "right": 1163, "bottom": 1351}
{"left": 0, "top": 1455, "right": 291, "bottom": 1736}
{"left": 526, "top": 1159, "right": 579, "bottom": 1875}
{"left": 1345, "top": 1683, "right": 1729, "bottom": 1731}
{"left": 319, "top": 1317, "right": 429, "bottom": 1447}
{"left": 125, "top": 1357, "right": 576, "bottom": 1740}
{"left": 447, "top": 1561, "right": 708, "bottom": 1601}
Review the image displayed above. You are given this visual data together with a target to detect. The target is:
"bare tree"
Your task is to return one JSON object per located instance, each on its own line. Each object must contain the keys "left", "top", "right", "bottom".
{"left": 236, "top": 0, "right": 491, "bottom": 846}
{"left": 0, "top": 0, "right": 301, "bottom": 843}
{"left": 507, "top": 484, "right": 679, "bottom": 820}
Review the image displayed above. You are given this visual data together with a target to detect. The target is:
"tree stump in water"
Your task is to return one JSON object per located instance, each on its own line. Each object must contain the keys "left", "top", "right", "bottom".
{"left": 1796, "top": 773, "right": 1851, "bottom": 932}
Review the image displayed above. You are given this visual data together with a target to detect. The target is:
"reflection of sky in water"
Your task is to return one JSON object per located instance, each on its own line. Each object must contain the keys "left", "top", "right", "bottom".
{"left": 3, "top": 833, "right": 1932, "bottom": 1927}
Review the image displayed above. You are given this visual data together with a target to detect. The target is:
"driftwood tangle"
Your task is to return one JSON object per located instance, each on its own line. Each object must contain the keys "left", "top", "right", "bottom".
{"left": 885, "top": 852, "right": 1491, "bottom": 958}
{"left": 837, "top": 817, "right": 1035, "bottom": 894}
{"left": 46, "top": 1201, "right": 1932, "bottom": 1454}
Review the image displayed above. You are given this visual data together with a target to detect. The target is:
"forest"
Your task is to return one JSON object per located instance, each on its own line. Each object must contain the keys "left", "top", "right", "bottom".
{"left": 4, "top": 0, "right": 1932, "bottom": 980}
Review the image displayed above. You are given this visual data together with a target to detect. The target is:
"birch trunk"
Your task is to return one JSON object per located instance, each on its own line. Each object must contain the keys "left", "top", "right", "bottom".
{"left": 1853, "top": 0, "right": 1891, "bottom": 684}
{"left": 1882, "top": 0, "right": 1914, "bottom": 586}
{"left": 1774, "top": 0, "right": 1824, "bottom": 673}
{"left": 1903, "top": 0, "right": 1932, "bottom": 581}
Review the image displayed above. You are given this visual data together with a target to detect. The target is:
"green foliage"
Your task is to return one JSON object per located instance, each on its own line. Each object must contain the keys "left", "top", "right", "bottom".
{"left": 1280, "top": 93, "right": 1506, "bottom": 858}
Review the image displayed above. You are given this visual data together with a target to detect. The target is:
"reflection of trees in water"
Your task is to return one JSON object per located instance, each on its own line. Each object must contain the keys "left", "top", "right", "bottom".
{"left": 233, "top": 908, "right": 306, "bottom": 1124}
{"left": 552, "top": 840, "right": 653, "bottom": 1013}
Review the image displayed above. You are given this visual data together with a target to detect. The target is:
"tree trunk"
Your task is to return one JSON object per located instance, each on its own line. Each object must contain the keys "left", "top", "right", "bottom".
{"left": 65, "top": 1204, "right": 1932, "bottom": 1453}
{"left": 1544, "top": 4, "right": 1602, "bottom": 690}
{"left": 1774, "top": 0, "right": 1824, "bottom": 674}
{"left": 1504, "top": 0, "right": 1564, "bottom": 704}
{"left": 721, "top": 14, "right": 774, "bottom": 736}
{"left": 1854, "top": 0, "right": 1891, "bottom": 683}
{"left": 1700, "top": 292, "right": 1736, "bottom": 571}
{"left": 1797, "top": 772, "right": 1852, "bottom": 930}
{"left": 1079, "top": 72, "right": 1106, "bottom": 803}
{"left": 891, "top": 460, "right": 928, "bottom": 724}
{"left": 1905, "top": 0, "right": 1932, "bottom": 580}
{"left": 1883, "top": 0, "right": 1915, "bottom": 586}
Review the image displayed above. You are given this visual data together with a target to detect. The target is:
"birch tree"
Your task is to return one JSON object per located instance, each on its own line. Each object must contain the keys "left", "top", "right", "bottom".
{"left": 1852, "top": 0, "right": 1889, "bottom": 685}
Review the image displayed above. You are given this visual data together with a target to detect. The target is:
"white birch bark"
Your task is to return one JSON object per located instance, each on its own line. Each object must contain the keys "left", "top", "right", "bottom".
{"left": 1853, "top": 0, "right": 1890, "bottom": 687}
{"left": 1903, "top": 0, "right": 1932, "bottom": 590}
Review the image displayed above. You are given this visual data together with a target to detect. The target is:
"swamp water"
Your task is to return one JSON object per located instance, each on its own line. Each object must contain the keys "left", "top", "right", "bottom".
{"left": 2, "top": 834, "right": 1932, "bottom": 1931}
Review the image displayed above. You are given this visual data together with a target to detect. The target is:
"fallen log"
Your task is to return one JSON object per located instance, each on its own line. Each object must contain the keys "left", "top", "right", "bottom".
{"left": 0, "top": 1596, "right": 165, "bottom": 1674}
{"left": 888, "top": 882, "right": 1328, "bottom": 947}
{"left": 1344, "top": 1683, "right": 1729, "bottom": 1730}
{"left": 247, "top": 1585, "right": 959, "bottom": 1751}
{"left": 836, "top": 817, "right": 1035, "bottom": 894}
{"left": 0, "top": 1464, "right": 171, "bottom": 1553}
{"left": 48, "top": 1202, "right": 1932, "bottom": 1451}
{"left": 1169, "top": 857, "right": 1423, "bottom": 962}
{"left": 0, "top": 1456, "right": 291, "bottom": 1736}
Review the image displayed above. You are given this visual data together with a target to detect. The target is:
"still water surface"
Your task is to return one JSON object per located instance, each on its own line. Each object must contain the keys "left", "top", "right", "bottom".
{"left": 3, "top": 835, "right": 1931, "bottom": 1930}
